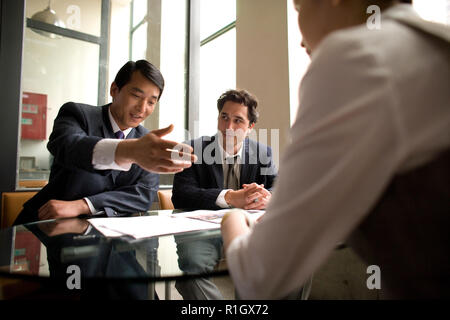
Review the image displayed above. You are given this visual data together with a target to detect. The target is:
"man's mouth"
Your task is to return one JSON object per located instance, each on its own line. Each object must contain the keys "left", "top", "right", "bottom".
{"left": 130, "top": 113, "right": 143, "bottom": 121}
{"left": 223, "top": 129, "right": 236, "bottom": 137}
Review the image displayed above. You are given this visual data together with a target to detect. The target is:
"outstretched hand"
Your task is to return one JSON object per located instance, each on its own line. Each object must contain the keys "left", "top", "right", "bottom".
{"left": 115, "top": 124, "right": 197, "bottom": 173}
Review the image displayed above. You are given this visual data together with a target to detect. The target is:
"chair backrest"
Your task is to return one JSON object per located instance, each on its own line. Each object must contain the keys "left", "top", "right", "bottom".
{"left": 1, "top": 192, "right": 37, "bottom": 229}
{"left": 157, "top": 189, "right": 174, "bottom": 210}
{"left": 18, "top": 180, "right": 47, "bottom": 188}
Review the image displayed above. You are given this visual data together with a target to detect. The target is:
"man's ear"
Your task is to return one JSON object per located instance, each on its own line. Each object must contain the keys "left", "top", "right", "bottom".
{"left": 110, "top": 82, "right": 119, "bottom": 100}
{"left": 248, "top": 122, "right": 255, "bottom": 130}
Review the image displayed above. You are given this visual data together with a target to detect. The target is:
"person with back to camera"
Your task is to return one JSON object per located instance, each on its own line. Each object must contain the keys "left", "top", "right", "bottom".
{"left": 221, "top": 0, "right": 450, "bottom": 299}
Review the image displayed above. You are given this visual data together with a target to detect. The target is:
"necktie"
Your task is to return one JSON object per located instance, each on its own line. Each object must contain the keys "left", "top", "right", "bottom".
{"left": 115, "top": 130, "right": 125, "bottom": 139}
{"left": 225, "top": 157, "right": 239, "bottom": 190}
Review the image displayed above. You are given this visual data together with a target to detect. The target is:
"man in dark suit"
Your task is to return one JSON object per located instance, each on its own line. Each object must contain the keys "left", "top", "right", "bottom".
{"left": 172, "top": 89, "right": 278, "bottom": 299}
{"left": 172, "top": 89, "right": 277, "bottom": 211}
{"left": 15, "top": 60, "right": 195, "bottom": 225}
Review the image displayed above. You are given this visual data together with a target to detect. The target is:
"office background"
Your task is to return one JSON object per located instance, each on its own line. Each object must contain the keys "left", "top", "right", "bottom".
{"left": 0, "top": 0, "right": 448, "bottom": 300}
{"left": 1, "top": 0, "right": 447, "bottom": 194}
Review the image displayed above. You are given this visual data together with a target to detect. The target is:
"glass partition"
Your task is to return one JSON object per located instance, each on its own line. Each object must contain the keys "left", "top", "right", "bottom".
{"left": 18, "top": 0, "right": 190, "bottom": 190}
{"left": 19, "top": 0, "right": 102, "bottom": 189}
{"left": 26, "top": 0, "right": 102, "bottom": 37}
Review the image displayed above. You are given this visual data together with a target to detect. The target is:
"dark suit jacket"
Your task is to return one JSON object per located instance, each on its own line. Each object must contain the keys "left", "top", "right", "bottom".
{"left": 15, "top": 102, "right": 159, "bottom": 224}
{"left": 172, "top": 135, "right": 277, "bottom": 210}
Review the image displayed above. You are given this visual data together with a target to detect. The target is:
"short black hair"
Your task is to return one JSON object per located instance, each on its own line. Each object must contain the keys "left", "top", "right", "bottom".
{"left": 217, "top": 89, "right": 259, "bottom": 125}
{"left": 114, "top": 60, "right": 165, "bottom": 100}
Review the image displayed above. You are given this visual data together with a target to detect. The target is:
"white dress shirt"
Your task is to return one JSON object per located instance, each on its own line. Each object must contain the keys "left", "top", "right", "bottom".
{"left": 225, "top": 5, "right": 450, "bottom": 299}
{"left": 85, "top": 108, "right": 133, "bottom": 214}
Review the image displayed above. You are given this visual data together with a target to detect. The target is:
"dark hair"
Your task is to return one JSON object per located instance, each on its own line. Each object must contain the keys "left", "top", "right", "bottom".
{"left": 217, "top": 89, "right": 259, "bottom": 125}
{"left": 114, "top": 60, "right": 165, "bottom": 100}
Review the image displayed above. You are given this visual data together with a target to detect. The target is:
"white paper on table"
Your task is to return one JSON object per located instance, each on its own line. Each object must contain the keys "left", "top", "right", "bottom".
{"left": 175, "top": 209, "right": 265, "bottom": 224}
{"left": 88, "top": 215, "right": 220, "bottom": 239}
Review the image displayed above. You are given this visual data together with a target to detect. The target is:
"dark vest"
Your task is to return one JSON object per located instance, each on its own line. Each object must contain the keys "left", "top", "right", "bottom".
{"left": 349, "top": 149, "right": 450, "bottom": 299}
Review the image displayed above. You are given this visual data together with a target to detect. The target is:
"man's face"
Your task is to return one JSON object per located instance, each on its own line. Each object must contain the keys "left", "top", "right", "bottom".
{"left": 295, "top": 0, "right": 368, "bottom": 54}
{"left": 217, "top": 101, "right": 254, "bottom": 151}
{"left": 295, "top": 0, "right": 324, "bottom": 54}
{"left": 109, "top": 71, "right": 160, "bottom": 130}
{"left": 295, "top": 0, "right": 340, "bottom": 54}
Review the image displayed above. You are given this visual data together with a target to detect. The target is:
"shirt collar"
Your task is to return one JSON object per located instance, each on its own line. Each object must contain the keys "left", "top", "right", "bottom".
{"left": 108, "top": 107, "right": 133, "bottom": 138}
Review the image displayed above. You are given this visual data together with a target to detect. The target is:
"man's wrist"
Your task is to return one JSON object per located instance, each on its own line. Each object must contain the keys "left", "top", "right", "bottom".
{"left": 224, "top": 190, "right": 234, "bottom": 206}
{"left": 115, "top": 139, "right": 136, "bottom": 167}
{"left": 77, "top": 199, "right": 91, "bottom": 215}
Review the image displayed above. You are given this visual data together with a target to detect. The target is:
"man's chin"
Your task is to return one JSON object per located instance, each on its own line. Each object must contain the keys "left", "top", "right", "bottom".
{"left": 128, "top": 119, "right": 143, "bottom": 127}
{"left": 220, "top": 133, "right": 245, "bottom": 148}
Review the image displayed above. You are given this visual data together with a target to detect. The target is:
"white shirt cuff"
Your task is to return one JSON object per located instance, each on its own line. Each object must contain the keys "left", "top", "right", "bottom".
{"left": 216, "top": 189, "right": 232, "bottom": 208}
{"left": 92, "top": 139, "right": 132, "bottom": 171}
{"left": 84, "top": 197, "right": 98, "bottom": 215}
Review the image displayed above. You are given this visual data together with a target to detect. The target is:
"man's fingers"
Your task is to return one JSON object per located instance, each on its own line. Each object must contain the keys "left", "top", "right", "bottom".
{"left": 243, "top": 184, "right": 260, "bottom": 194}
{"left": 154, "top": 139, "right": 196, "bottom": 163}
{"left": 257, "top": 188, "right": 271, "bottom": 198}
{"left": 38, "top": 209, "right": 51, "bottom": 221}
{"left": 145, "top": 158, "right": 193, "bottom": 173}
{"left": 156, "top": 150, "right": 196, "bottom": 168}
{"left": 156, "top": 167, "right": 185, "bottom": 174}
{"left": 152, "top": 124, "right": 174, "bottom": 137}
{"left": 244, "top": 201, "right": 266, "bottom": 210}
{"left": 38, "top": 201, "right": 50, "bottom": 213}
{"left": 153, "top": 145, "right": 196, "bottom": 164}
{"left": 169, "top": 149, "right": 197, "bottom": 163}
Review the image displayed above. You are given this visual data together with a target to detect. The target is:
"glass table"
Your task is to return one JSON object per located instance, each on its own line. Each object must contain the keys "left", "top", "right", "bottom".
{"left": 0, "top": 210, "right": 227, "bottom": 299}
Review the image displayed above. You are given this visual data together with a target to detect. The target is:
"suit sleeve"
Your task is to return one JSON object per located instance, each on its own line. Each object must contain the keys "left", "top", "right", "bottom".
{"left": 260, "top": 146, "right": 278, "bottom": 192}
{"left": 88, "top": 165, "right": 159, "bottom": 215}
{"left": 47, "top": 102, "right": 102, "bottom": 173}
{"left": 172, "top": 165, "right": 223, "bottom": 210}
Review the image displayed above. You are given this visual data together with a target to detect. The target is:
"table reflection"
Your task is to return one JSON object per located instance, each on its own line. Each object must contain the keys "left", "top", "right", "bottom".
{"left": 0, "top": 213, "right": 227, "bottom": 300}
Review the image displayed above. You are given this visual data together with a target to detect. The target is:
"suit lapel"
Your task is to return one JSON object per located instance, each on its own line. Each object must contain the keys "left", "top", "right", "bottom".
{"left": 101, "top": 104, "right": 129, "bottom": 183}
{"left": 101, "top": 104, "right": 116, "bottom": 139}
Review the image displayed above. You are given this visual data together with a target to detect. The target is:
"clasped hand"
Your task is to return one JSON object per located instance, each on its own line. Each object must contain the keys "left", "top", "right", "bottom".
{"left": 225, "top": 183, "right": 271, "bottom": 210}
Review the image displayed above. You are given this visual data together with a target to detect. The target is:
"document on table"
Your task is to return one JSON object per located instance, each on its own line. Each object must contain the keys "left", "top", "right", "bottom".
{"left": 175, "top": 209, "right": 265, "bottom": 224}
{"left": 88, "top": 209, "right": 265, "bottom": 239}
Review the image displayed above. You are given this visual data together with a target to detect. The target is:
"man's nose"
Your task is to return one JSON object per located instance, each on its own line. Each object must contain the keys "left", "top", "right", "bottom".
{"left": 136, "top": 99, "right": 146, "bottom": 112}
{"left": 227, "top": 122, "right": 236, "bottom": 131}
